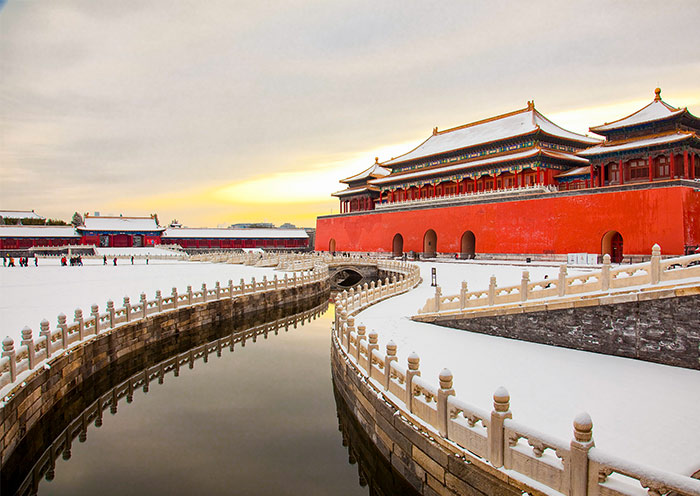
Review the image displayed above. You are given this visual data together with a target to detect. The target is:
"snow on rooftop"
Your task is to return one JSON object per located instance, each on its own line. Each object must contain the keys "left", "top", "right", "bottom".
{"left": 556, "top": 166, "right": 590, "bottom": 178}
{"left": 577, "top": 132, "right": 694, "bottom": 156}
{"left": 383, "top": 107, "right": 600, "bottom": 166}
{"left": 353, "top": 261, "right": 700, "bottom": 475}
{"left": 0, "top": 225, "right": 79, "bottom": 238}
{"left": 341, "top": 161, "right": 391, "bottom": 183}
{"left": 162, "top": 228, "right": 308, "bottom": 239}
{"left": 590, "top": 93, "right": 685, "bottom": 133}
{"left": 332, "top": 186, "right": 376, "bottom": 197}
{"left": 80, "top": 216, "right": 162, "bottom": 232}
{"left": 0, "top": 210, "right": 44, "bottom": 219}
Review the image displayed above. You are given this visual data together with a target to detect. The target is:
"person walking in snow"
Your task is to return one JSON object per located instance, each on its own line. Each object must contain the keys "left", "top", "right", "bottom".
{"left": 113, "top": 257, "right": 117, "bottom": 266}
{"left": 34, "top": 256, "right": 38, "bottom": 266}
{"left": 131, "top": 256, "right": 134, "bottom": 265}
{"left": 103, "top": 255, "right": 107, "bottom": 265}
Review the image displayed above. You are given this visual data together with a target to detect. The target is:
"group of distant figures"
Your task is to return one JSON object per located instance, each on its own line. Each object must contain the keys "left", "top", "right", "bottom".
{"left": 61, "top": 255, "right": 83, "bottom": 266}
{"left": 3, "top": 256, "right": 37, "bottom": 267}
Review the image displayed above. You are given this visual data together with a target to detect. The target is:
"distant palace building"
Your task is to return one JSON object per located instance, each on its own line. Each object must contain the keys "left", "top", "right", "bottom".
{"left": 0, "top": 214, "right": 309, "bottom": 251}
{"left": 316, "top": 89, "right": 700, "bottom": 260}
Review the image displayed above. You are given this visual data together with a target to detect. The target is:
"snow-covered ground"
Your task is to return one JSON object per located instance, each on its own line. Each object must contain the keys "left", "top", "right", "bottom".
{"left": 94, "top": 246, "right": 184, "bottom": 257}
{"left": 354, "top": 261, "right": 700, "bottom": 477}
{"left": 0, "top": 258, "right": 277, "bottom": 344}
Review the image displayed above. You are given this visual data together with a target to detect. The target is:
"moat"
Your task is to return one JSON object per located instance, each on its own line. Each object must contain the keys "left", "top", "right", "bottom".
{"left": 1, "top": 301, "right": 416, "bottom": 496}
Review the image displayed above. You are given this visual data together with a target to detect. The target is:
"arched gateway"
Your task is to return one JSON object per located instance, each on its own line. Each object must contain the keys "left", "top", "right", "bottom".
{"left": 423, "top": 229, "right": 437, "bottom": 258}
{"left": 601, "top": 231, "right": 623, "bottom": 263}
{"left": 329, "top": 238, "right": 336, "bottom": 253}
{"left": 392, "top": 233, "right": 404, "bottom": 257}
{"left": 460, "top": 231, "right": 476, "bottom": 259}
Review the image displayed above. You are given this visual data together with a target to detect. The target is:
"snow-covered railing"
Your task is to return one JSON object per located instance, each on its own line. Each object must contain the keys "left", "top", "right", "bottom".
{"left": 333, "top": 287, "right": 700, "bottom": 496}
{"left": 416, "top": 244, "right": 700, "bottom": 316}
{"left": 375, "top": 184, "right": 556, "bottom": 211}
{"left": 10, "top": 302, "right": 327, "bottom": 496}
{"left": 0, "top": 265, "right": 329, "bottom": 398}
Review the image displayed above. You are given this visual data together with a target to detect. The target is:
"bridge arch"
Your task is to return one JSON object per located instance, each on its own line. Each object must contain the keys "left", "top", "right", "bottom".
{"left": 328, "top": 238, "right": 336, "bottom": 253}
{"left": 392, "top": 233, "right": 404, "bottom": 257}
{"left": 423, "top": 229, "right": 437, "bottom": 258}
{"left": 601, "top": 230, "right": 623, "bottom": 263}
{"left": 460, "top": 231, "right": 476, "bottom": 259}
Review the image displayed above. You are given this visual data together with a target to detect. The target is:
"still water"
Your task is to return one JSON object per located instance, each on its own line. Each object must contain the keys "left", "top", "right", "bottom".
{"left": 3, "top": 301, "right": 415, "bottom": 496}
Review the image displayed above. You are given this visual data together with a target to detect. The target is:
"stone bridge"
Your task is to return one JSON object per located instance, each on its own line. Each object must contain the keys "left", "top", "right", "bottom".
{"left": 327, "top": 262, "right": 380, "bottom": 291}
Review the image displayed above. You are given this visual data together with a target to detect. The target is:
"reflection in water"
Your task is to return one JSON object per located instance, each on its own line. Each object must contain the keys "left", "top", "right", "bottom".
{"left": 4, "top": 299, "right": 375, "bottom": 496}
{"left": 333, "top": 382, "right": 421, "bottom": 496}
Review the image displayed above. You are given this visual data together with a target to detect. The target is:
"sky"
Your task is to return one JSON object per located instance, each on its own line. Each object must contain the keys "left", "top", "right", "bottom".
{"left": 1, "top": 1, "right": 699, "bottom": 228}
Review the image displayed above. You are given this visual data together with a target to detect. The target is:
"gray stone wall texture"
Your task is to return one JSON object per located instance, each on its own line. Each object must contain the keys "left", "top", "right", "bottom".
{"left": 437, "top": 294, "right": 700, "bottom": 370}
{"left": 331, "top": 343, "right": 539, "bottom": 496}
{"left": 0, "top": 280, "right": 329, "bottom": 465}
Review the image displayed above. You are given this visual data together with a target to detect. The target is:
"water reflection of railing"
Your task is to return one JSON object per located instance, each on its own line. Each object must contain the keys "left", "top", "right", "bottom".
{"left": 332, "top": 381, "right": 420, "bottom": 496}
{"left": 6, "top": 302, "right": 327, "bottom": 496}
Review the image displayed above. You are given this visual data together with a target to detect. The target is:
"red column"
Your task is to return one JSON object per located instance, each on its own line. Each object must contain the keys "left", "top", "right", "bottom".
{"left": 433, "top": 184, "right": 437, "bottom": 197}
{"left": 648, "top": 156, "right": 653, "bottom": 182}
{"left": 683, "top": 150, "right": 689, "bottom": 178}
{"left": 619, "top": 159, "right": 624, "bottom": 185}
{"left": 670, "top": 153, "right": 675, "bottom": 178}
{"left": 514, "top": 170, "right": 519, "bottom": 188}
{"left": 692, "top": 154, "right": 696, "bottom": 180}
{"left": 589, "top": 165, "right": 594, "bottom": 187}
{"left": 536, "top": 166, "right": 541, "bottom": 185}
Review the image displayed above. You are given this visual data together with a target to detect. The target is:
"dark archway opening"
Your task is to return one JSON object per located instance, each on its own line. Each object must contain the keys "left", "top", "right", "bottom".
{"left": 423, "top": 229, "right": 437, "bottom": 258}
{"left": 392, "top": 233, "right": 404, "bottom": 258}
{"left": 601, "top": 231, "right": 623, "bottom": 263}
{"left": 329, "top": 238, "right": 336, "bottom": 253}
{"left": 460, "top": 231, "right": 476, "bottom": 259}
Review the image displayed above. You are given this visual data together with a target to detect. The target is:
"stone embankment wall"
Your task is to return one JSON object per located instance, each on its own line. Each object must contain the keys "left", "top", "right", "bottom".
{"left": 0, "top": 280, "right": 329, "bottom": 466}
{"left": 331, "top": 346, "right": 524, "bottom": 496}
{"left": 427, "top": 289, "right": 700, "bottom": 370}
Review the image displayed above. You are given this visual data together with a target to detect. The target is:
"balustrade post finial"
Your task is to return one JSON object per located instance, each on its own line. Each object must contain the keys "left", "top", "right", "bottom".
{"left": 367, "top": 330, "right": 379, "bottom": 378}
{"left": 460, "top": 281, "right": 468, "bottom": 310}
{"left": 488, "top": 275, "right": 497, "bottom": 306}
{"left": 601, "top": 254, "right": 611, "bottom": 291}
{"left": 558, "top": 264, "right": 568, "bottom": 297}
{"left": 489, "top": 386, "right": 512, "bottom": 468}
{"left": 406, "top": 352, "right": 421, "bottom": 413}
{"left": 58, "top": 313, "right": 68, "bottom": 348}
{"left": 3, "top": 336, "right": 17, "bottom": 382}
{"left": 650, "top": 244, "right": 661, "bottom": 284}
{"left": 140, "top": 292, "right": 147, "bottom": 318}
{"left": 437, "top": 368, "right": 455, "bottom": 436}
{"left": 40, "top": 318, "right": 52, "bottom": 359}
{"left": 21, "top": 326, "right": 36, "bottom": 370}
{"left": 570, "top": 413, "right": 595, "bottom": 496}
{"left": 124, "top": 296, "right": 132, "bottom": 322}
{"left": 520, "top": 270, "right": 530, "bottom": 302}
{"left": 74, "top": 308, "right": 85, "bottom": 341}
{"left": 91, "top": 303, "right": 100, "bottom": 335}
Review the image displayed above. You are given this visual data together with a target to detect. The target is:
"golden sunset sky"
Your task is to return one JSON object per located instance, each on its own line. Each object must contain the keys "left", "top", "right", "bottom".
{"left": 1, "top": 1, "right": 699, "bottom": 227}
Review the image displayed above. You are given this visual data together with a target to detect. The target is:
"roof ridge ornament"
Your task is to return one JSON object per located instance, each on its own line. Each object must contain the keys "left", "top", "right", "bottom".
{"left": 654, "top": 87, "right": 661, "bottom": 101}
{"left": 527, "top": 100, "right": 535, "bottom": 110}
{"left": 432, "top": 127, "right": 438, "bottom": 136}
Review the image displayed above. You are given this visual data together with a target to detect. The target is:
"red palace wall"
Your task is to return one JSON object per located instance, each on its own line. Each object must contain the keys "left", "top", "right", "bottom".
{"left": 316, "top": 185, "right": 700, "bottom": 256}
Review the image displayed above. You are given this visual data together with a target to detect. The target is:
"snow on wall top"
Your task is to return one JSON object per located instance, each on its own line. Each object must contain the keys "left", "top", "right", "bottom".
{"left": 0, "top": 210, "right": 44, "bottom": 219}
{"left": 590, "top": 92, "right": 685, "bottom": 133}
{"left": 577, "top": 132, "right": 694, "bottom": 156}
{"left": 80, "top": 216, "right": 163, "bottom": 232}
{"left": 383, "top": 106, "right": 600, "bottom": 166}
{"left": 162, "top": 228, "right": 308, "bottom": 239}
{"left": 0, "top": 225, "right": 80, "bottom": 238}
{"left": 341, "top": 161, "right": 391, "bottom": 183}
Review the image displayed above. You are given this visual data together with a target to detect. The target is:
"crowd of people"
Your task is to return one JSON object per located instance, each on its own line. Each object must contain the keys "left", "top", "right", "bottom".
{"left": 3, "top": 254, "right": 149, "bottom": 267}
{"left": 3, "top": 256, "right": 37, "bottom": 267}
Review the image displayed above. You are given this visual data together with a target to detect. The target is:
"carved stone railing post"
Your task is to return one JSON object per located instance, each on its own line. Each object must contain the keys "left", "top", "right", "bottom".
{"left": 274, "top": 274, "right": 279, "bottom": 289}
{"left": 124, "top": 297, "right": 131, "bottom": 322}
{"left": 156, "top": 290, "right": 163, "bottom": 312}
{"left": 74, "top": 308, "right": 84, "bottom": 341}
{"left": 40, "top": 319, "right": 52, "bottom": 359}
{"left": 384, "top": 341, "right": 397, "bottom": 391}
{"left": 406, "top": 353, "right": 421, "bottom": 413}
{"left": 240, "top": 278, "right": 246, "bottom": 294}
{"left": 367, "top": 330, "right": 378, "bottom": 378}
{"left": 488, "top": 275, "right": 497, "bottom": 306}
{"left": 650, "top": 244, "right": 661, "bottom": 284}
{"left": 434, "top": 285, "right": 442, "bottom": 312}
{"left": 187, "top": 285, "right": 193, "bottom": 305}
{"left": 171, "top": 288, "right": 179, "bottom": 309}
{"left": 601, "top": 254, "right": 611, "bottom": 291}
{"left": 283, "top": 273, "right": 288, "bottom": 289}
{"left": 58, "top": 313, "right": 68, "bottom": 348}
{"left": 91, "top": 304, "right": 100, "bottom": 335}
{"left": 262, "top": 276, "right": 268, "bottom": 290}
{"left": 228, "top": 279, "right": 234, "bottom": 298}
{"left": 520, "top": 270, "right": 530, "bottom": 302}
{"left": 558, "top": 264, "right": 568, "bottom": 297}
{"left": 489, "top": 386, "right": 512, "bottom": 468}
{"left": 105, "top": 300, "right": 114, "bottom": 328}
{"left": 2, "top": 337, "right": 16, "bottom": 383}
{"left": 356, "top": 324, "right": 366, "bottom": 364}
{"left": 21, "top": 326, "right": 36, "bottom": 370}
{"left": 201, "top": 283, "right": 208, "bottom": 303}
{"left": 346, "top": 316, "right": 355, "bottom": 353}
{"left": 140, "top": 293, "right": 147, "bottom": 318}
{"left": 437, "top": 369, "right": 455, "bottom": 437}
{"left": 570, "top": 413, "right": 594, "bottom": 496}
{"left": 215, "top": 281, "right": 221, "bottom": 300}
{"left": 460, "top": 281, "right": 468, "bottom": 310}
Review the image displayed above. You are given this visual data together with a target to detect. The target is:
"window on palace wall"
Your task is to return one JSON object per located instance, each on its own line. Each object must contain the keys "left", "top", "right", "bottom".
{"left": 467, "top": 183, "right": 474, "bottom": 192}
{"left": 655, "top": 156, "right": 669, "bottom": 177}
{"left": 485, "top": 179, "right": 494, "bottom": 190}
{"left": 608, "top": 162, "right": 619, "bottom": 183}
{"left": 629, "top": 159, "right": 648, "bottom": 180}
{"left": 505, "top": 177, "right": 514, "bottom": 188}
{"left": 526, "top": 174, "right": 536, "bottom": 186}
